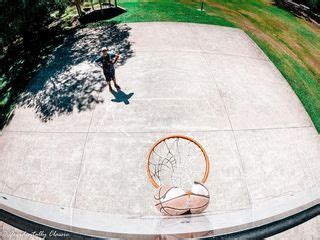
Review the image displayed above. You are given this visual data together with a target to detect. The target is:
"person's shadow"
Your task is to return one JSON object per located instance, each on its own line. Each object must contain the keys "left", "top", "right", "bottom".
{"left": 111, "top": 89, "right": 134, "bottom": 105}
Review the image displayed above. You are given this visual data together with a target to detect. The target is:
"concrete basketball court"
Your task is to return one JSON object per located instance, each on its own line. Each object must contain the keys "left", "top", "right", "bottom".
{"left": 0, "top": 22, "right": 319, "bottom": 238}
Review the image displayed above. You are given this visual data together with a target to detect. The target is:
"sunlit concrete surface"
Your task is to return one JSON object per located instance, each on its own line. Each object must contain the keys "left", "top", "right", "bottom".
{"left": 0, "top": 22, "right": 319, "bottom": 238}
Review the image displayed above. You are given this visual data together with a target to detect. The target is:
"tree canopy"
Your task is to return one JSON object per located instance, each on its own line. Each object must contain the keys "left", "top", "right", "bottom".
{"left": 0, "top": 0, "right": 70, "bottom": 126}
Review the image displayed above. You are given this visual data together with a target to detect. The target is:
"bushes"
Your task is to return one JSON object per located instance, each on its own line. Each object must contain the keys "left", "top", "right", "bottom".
{"left": 0, "top": 0, "right": 71, "bottom": 128}
{"left": 276, "top": 0, "right": 320, "bottom": 11}
{"left": 0, "top": 75, "right": 13, "bottom": 128}
{"left": 293, "top": 0, "right": 320, "bottom": 11}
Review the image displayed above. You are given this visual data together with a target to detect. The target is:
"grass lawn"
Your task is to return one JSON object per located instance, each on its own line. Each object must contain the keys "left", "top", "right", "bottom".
{"left": 98, "top": 0, "right": 319, "bottom": 132}
{"left": 196, "top": 0, "right": 320, "bottom": 132}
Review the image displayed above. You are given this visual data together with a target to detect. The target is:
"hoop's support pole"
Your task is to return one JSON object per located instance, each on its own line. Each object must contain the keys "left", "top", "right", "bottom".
{"left": 201, "top": 1, "right": 204, "bottom": 11}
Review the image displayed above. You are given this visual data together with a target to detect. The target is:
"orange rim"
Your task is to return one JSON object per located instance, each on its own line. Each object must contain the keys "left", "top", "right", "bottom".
{"left": 146, "top": 135, "right": 210, "bottom": 189}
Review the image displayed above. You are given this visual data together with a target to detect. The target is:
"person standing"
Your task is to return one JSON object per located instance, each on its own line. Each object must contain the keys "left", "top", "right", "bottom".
{"left": 95, "top": 47, "right": 120, "bottom": 92}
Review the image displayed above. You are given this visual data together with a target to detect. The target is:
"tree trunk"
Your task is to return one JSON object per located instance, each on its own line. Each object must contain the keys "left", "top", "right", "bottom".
{"left": 0, "top": 38, "right": 3, "bottom": 55}
{"left": 91, "top": 0, "right": 94, "bottom": 10}
{"left": 75, "top": 0, "right": 83, "bottom": 17}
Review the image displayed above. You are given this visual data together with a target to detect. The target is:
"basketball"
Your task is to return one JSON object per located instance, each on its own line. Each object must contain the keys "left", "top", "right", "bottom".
{"left": 154, "top": 182, "right": 210, "bottom": 216}
{"left": 189, "top": 182, "right": 210, "bottom": 214}
{"left": 154, "top": 186, "right": 189, "bottom": 216}
{"left": 148, "top": 136, "right": 211, "bottom": 216}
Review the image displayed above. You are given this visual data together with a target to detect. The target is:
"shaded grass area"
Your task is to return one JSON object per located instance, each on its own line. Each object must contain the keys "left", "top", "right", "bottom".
{"left": 107, "top": 0, "right": 320, "bottom": 131}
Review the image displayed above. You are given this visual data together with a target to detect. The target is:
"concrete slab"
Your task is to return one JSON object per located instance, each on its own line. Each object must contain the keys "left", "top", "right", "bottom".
{"left": 73, "top": 132, "right": 155, "bottom": 215}
{"left": 128, "top": 22, "right": 200, "bottom": 52}
{"left": 189, "top": 23, "right": 267, "bottom": 59}
{"left": 3, "top": 107, "right": 94, "bottom": 133}
{"left": 203, "top": 53, "right": 313, "bottom": 130}
{"left": 114, "top": 51, "right": 214, "bottom": 99}
{"left": 235, "top": 127, "right": 319, "bottom": 202}
{"left": 185, "top": 131, "right": 252, "bottom": 212}
{"left": 89, "top": 98, "right": 230, "bottom": 132}
{"left": 0, "top": 22, "right": 319, "bottom": 238}
{"left": 74, "top": 131, "right": 251, "bottom": 215}
{"left": 0, "top": 132, "right": 86, "bottom": 206}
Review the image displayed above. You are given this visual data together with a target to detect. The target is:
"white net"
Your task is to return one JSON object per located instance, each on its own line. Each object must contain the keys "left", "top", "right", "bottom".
{"left": 148, "top": 137, "right": 207, "bottom": 191}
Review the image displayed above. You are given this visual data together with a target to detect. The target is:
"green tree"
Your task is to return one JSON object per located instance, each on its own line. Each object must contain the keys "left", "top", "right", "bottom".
{"left": 0, "top": 0, "right": 70, "bottom": 127}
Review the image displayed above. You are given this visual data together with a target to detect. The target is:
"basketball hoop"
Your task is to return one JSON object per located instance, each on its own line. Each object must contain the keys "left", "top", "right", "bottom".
{"left": 146, "top": 135, "right": 211, "bottom": 216}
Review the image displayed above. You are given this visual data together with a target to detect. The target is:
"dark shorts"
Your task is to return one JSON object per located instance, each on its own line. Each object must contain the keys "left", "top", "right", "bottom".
{"left": 103, "top": 70, "right": 115, "bottom": 82}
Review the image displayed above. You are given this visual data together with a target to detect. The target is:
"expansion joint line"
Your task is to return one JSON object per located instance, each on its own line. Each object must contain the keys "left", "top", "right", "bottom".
{"left": 70, "top": 94, "right": 99, "bottom": 209}
{"left": 187, "top": 23, "right": 254, "bottom": 204}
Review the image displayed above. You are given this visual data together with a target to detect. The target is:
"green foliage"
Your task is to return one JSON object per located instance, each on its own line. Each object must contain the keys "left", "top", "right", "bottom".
{"left": 1, "top": 0, "right": 54, "bottom": 46}
{"left": 0, "top": 0, "right": 71, "bottom": 128}
{"left": 294, "top": 0, "right": 320, "bottom": 11}
{"left": 55, "top": 0, "right": 70, "bottom": 12}
{"left": 0, "top": 75, "right": 13, "bottom": 127}
{"left": 0, "top": 76, "right": 8, "bottom": 91}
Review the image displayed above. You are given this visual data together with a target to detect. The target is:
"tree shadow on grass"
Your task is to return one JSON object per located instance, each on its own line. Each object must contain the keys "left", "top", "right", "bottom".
{"left": 18, "top": 21, "right": 133, "bottom": 122}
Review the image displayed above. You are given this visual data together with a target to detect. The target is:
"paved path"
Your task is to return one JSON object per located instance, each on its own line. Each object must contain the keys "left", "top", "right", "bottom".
{"left": 0, "top": 22, "right": 319, "bottom": 238}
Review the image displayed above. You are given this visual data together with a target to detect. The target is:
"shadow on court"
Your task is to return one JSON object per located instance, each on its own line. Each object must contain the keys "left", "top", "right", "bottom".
{"left": 111, "top": 89, "right": 134, "bottom": 105}
{"left": 17, "top": 21, "right": 134, "bottom": 122}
